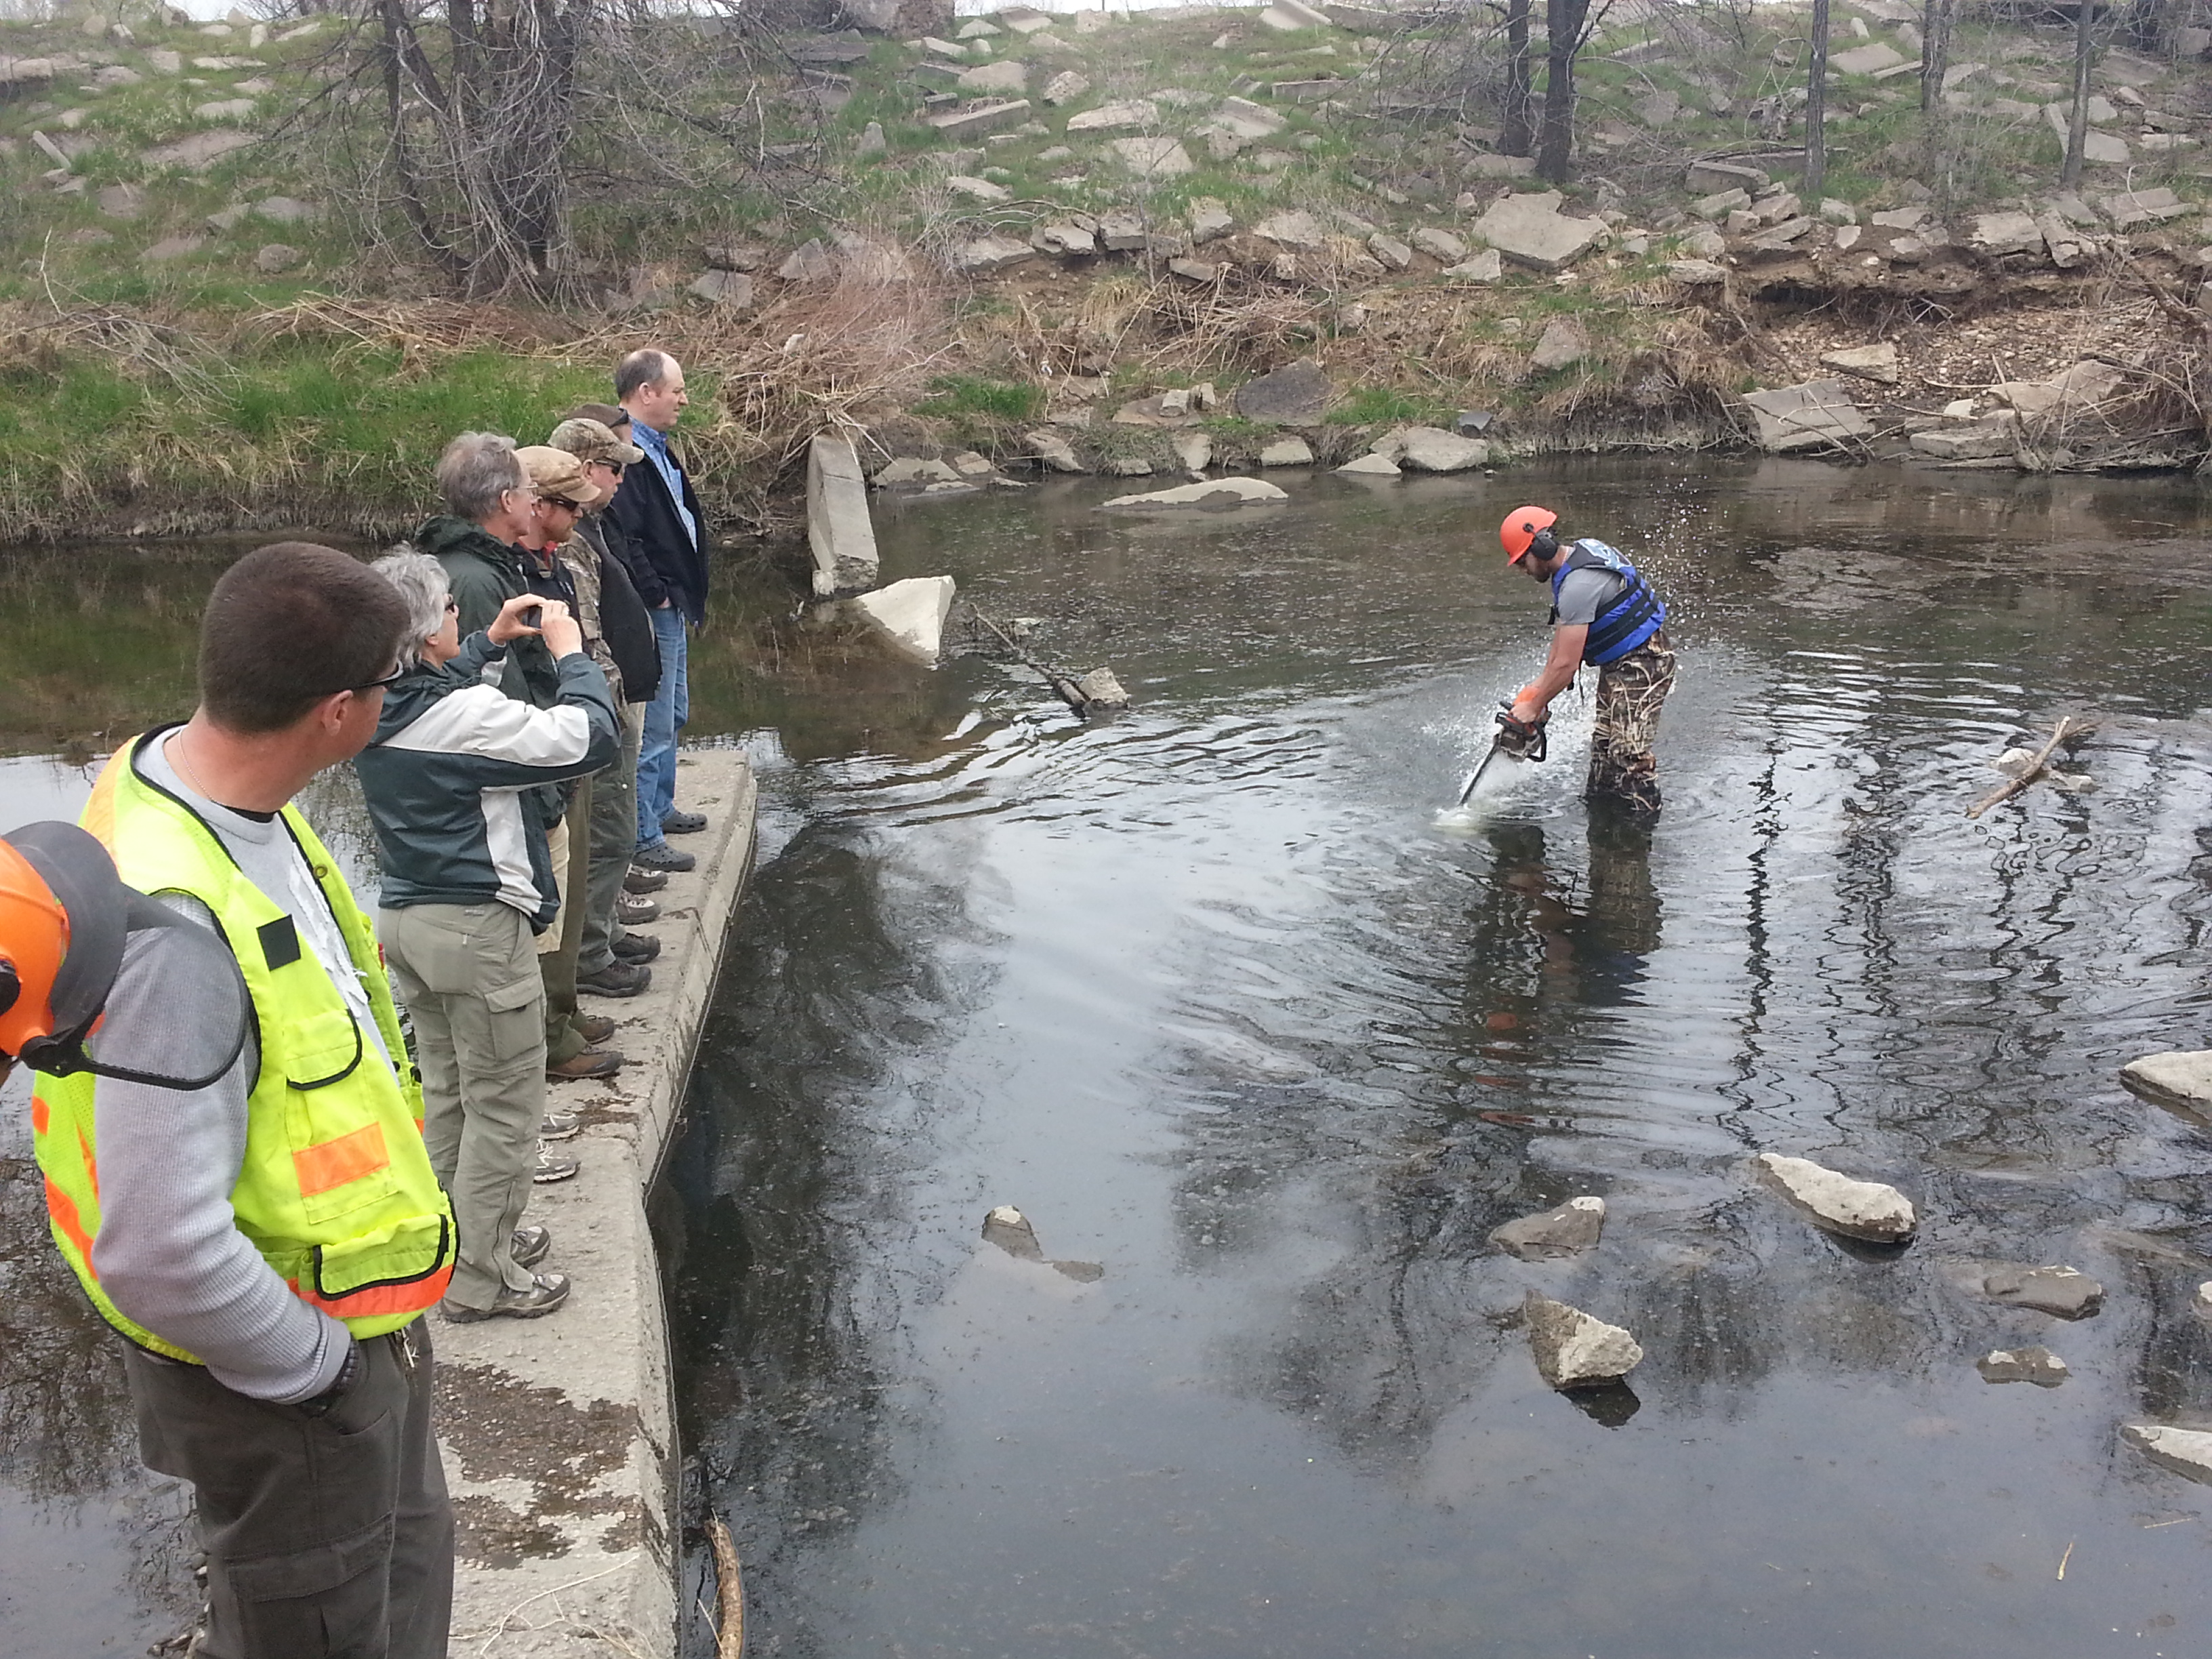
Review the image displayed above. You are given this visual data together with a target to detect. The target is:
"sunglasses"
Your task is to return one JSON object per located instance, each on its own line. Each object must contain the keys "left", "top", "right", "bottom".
{"left": 540, "top": 495, "right": 586, "bottom": 514}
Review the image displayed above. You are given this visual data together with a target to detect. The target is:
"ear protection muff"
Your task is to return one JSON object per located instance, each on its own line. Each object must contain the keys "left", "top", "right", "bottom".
{"left": 1528, "top": 527, "right": 1559, "bottom": 562}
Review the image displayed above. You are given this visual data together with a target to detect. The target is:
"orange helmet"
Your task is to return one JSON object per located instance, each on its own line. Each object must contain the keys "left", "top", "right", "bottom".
{"left": 0, "top": 823, "right": 127, "bottom": 1070}
{"left": 1500, "top": 505, "right": 1559, "bottom": 565}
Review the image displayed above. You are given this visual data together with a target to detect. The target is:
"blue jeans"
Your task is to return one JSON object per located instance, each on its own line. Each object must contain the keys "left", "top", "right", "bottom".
{"left": 637, "top": 604, "right": 689, "bottom": 849}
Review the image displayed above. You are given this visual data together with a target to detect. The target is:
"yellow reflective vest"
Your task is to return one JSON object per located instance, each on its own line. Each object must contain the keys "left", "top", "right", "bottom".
{"left": 32, "top": 731, "right": 455, "bottom": 1361}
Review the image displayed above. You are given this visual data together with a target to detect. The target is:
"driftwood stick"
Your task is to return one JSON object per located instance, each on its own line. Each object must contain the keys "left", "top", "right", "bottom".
{"left": 1966, "top": 716, "right": 2074, "bottom": 819}
{"left": 970, "top": 606, "right": 1089, "bottom": 713}
{"left": 708, "top": 1515, "right": 745, "bottom": 1659}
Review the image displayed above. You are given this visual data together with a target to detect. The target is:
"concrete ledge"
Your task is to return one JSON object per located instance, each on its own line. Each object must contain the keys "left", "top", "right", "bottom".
{"left": 439, "top": 747, "right": 756, "bottom": 1658}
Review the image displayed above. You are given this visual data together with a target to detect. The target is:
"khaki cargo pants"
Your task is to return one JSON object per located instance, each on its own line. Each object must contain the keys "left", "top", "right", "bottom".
{"left": 1586, "top": 634, "right": 1677, "bottom": 821}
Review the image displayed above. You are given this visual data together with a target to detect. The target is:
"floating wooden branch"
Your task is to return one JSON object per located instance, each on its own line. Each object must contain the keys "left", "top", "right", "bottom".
{"left": 1966, "top": 717, "right": 2084, "bottom": 819}
{"left": 708, "top": 1515, "right": 745, "bottom": 1659}
{"left": 969, "top": 605, "right": 1128, "bottom": 717}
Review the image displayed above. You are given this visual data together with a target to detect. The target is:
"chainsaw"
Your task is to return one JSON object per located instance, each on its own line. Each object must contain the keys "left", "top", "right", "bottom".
{"left": 1454, "top": 703, "right": 1549, "bottom": 806}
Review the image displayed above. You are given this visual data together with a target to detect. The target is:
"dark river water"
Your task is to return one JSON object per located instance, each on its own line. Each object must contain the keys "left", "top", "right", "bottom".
{"left": 9, "top": 457, "right": 2212, "bottom": 1656}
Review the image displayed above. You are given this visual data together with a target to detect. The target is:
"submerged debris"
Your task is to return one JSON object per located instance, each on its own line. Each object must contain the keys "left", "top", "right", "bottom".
{"left": 982, "top": 1204, "right": 1103, "bottom": 1283}
{"left": 2125, "top": 1424, "right": 2212, "bottom": 1485}
{"left": 1978, "top": 1347, "right": 2070, "bottom": 1387}
{"left": 1490, "top": 1196, "right": 1606, "bottom": 1261}
{"left": 1967, "top": 716, "right": 2095, "bottom": 818}
{"left": 1984, "top": 1265, "right": 2105, "bottom": 1319}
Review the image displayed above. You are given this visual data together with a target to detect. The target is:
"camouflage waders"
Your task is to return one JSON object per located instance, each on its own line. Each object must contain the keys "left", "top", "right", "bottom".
{"left": 1586, "top": 633, "right": 1675, "bottom": 820}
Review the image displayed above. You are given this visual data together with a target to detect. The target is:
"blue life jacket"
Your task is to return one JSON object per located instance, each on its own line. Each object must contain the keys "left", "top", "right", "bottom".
{"left": 1548, "top": 539, "right": 1666, "bottom": 665}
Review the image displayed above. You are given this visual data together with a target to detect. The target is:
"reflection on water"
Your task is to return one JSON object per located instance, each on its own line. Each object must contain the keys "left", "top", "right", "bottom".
{"left": 666, "top": 459, "right": 2212, "bottom": 1658}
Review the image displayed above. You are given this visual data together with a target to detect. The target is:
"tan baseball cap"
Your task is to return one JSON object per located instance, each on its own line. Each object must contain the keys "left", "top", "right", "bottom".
{"left": 514, "top": 445, "right": 605, "bottom": 509}
{"left": 547, "top": 417, "right": 644, "bottom": 468}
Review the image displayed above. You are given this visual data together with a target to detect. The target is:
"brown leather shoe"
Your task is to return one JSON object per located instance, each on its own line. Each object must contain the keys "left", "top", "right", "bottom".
{"left": 547, "top": 1048, "right": 622, "bottom": 1082}
{"left": 574, "top": 1012, "right": 617, "bottom": 1045}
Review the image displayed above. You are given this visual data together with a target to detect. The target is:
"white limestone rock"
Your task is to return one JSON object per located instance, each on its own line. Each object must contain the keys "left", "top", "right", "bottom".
{"left": 1523, "top": 1292, "right": 1644, "bottom": 1389}
{"left": 1334, "top": 452, "right": 1400, "bottom": 476}
{"left": 1101, "top": 478, "right": 1290, "bottom": 508}
{"left": 853, "top": 575, "right": 958, "bottom": 665}
{"left": 1023, "top": 429, "right": 1083, "bottom": 473}
{"left": 1753, "top": 1153, "right": 1917, "bottom": 1242}
{"left": 1257, "top": 436, "right": 1315, "bottom": 466}
{"left": 2126, "top": 1424, "right": 2212, "bottom": 1485}
{"left": 1395, "top": 427, "right": 1490, "bottom": 472}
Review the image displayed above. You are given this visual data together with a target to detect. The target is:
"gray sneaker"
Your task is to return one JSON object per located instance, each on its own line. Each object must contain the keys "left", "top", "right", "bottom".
{"left": 540, "top": 1110, "right": 582, "bottom": 1141}
{"left": 443, "top": 1272, "right": 571, "bottom": 1322}
{"left": 512, "top": 1225, "right": 552, "bottom": 1268}
{"left": 533, "top": 1146, "right": 581, "bottom": 1183}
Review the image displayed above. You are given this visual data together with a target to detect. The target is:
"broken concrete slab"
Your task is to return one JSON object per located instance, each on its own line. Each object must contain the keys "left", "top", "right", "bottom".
{"left": 1523, "top": 1292, "right": 1644, "bottom": 1389}
{"left": 1468, "top": 190, "right": 1606, "bottom": 272}
{"left": 1031, "top": 221, "right": 1097, "bottom": 256}
{"left": 1684, "top": 159, "right": 1770, "bottom": 195}
{"left": 1257, "top": 436, "right": 1315, "bottom": 466}
{"left": 1253, "top": 209, "right": 1330, "bottom": 251}
{"left": 1109, "top": 136, "right": 1194, "bottom": 178}
{"left": 1441, "top": 249, "right": 1504, "bottom": 283}
{"left": 853, "top": 575, "right": 958, "bottom": 665}
{"left": 1984, "top": 1265, "right": 2105, "bottom": 1319}
{"left": 1234, "top": 359, "right": 1334, "bottom": 423}
{"left": 777, "top": 239, "right": 836, "bottom": 281}
{"left": 1490, "top": 1196, "right": 1607, "bottom": 1261}
{"left": 927, "top": 98, "right": 1031, "bottom": 140}
{"left": 1040, "top": 69, "right": 1088, "bottom": 105}
{"left": 1979, "top": 1346, "right": 2069, "bottom": 1386}
{"left": 1369, "top": 231, "right": 1413, "bottom": 270}
{"left": 1395, "top": 427, "right": 1490, "bottom": 472}
{"left": 1754, "top": 1152, "right": 1917, "bottom": 1242}
{"left": 947, "top": 234, "right": 1038, "bottom": 274}
{"left": 1820, "top": 342, "right": 1900, "bottom": 384}
{"left": 141, "top": 129, "right": 257, "bottom": 169}
{"left": 1967, "top": 209, "right": 2045, "bottom": 257}
{"left": 1173, "top": 432, "right": 1213, "bottom": 472}
{"left": 1669, "top": 258, "right": 1727, "bottom": 285}
{"left": 1742, "top": 380, "right": 1874, "bottom": 453}
{"left": 1830, "top": 41, "right": 1906, "bottom": 73}
{"left": 1101, "top": 477, "right": 1291, "bottom": 508}
{"left": 2125, "top": 1424, "right": 2212, "bottom": 1484}
{"left": 1066, "top": 98, "right": 1158, "bottom": 132}
{"left": 1530, "top": 316, "right": 1591, "bottom": 371}
{"left": 1023, "top": 428, "right": 1084, "bottom": 472}
{"left": 873, "top": 456, "right": 964, "bottom": 487}
{"left": 2121, "top": 1049, "right": 2212, "bottom": 1124}
{"left": 1410, "top": 226, "right": 1468, "bottom": 262}
{"left": 806, "top": 433, "right": 881, "bottom": 596}
{"left": 2101, "top": 186, "right": 2190, "bottom": 228}
{"left": 1190, "top": 199, "right": 1236, "bottom": 243}
{"left": 1335, "top": 452, "right": 1401, "bottom": 476}
{"left": 1910, "top": 415, "right": 2020, "bottom": 460}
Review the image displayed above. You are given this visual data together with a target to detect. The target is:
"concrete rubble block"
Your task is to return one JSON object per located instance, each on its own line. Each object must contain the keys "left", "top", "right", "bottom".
{"left": 853, "top": 575, "right": 958, "bottom": 666}
{"left": 1979, "top": 1347, "right": 2069, "bottom": 1387}
{"left": 1820, "top": 199, "right": 1859, "bottom": 226}
{"left": 950, "top": 450, "right": 995, "bottom": 478}
{"left": 2101, "top": 187, "right": 2190, "bottom": 228}
{"left": 1968, "top": 209, "right": 2045, "bottom": 258}
{"left": 1530, "top": 316, "right": 1591, "bottom": 371}
{"left": 1254, "top": 209, "right": 1330, "bottom": 252}
{"left": 777, "top": 239, "right": 836, "bottom": 281}
{"left": 1742, "top": 380, "right": 1873, "bottom": 453}
{"left": 1260, "top": 0, "right": 1333, "bottom": 29}
{"left": 1190, "top": 199, "right": 1236, "bottom": 243}
{"left": 1066, "top": 98, "right": 1157, "bottom": 132}
{"left": 1168, "top": 257, "right": 1223, "bottom": 282}
{"left": 1031, "top": 222, "right": 1097, "bottom": 257}
{"left": 1322, "top": 1, "right": 1396, "bottom": 28}
{"left": 1107, "top": 458, "right": 1154, "bottom": 476}
{"left": 1112, "top": 394, "right": 1195, "bottom": 428}
{"left": 806, "top": 434, "right": 881, "bottom": 596}
{"left": 1868, "top": 206, "right": 1928, "bottom": 230}
{"left": 1725, "top": 208, "right": 1763, "bottom": 237}
{"left": 874, "top": 456, "right": 963, "bottom": 487}
{"left": 1830, "top": 41, "right": 1906, "bottom": 74}
{"left": 947, "top": 234, "right": 1037, "bottom": 275}
{"left": 1469, "top": 190, "right": 1607, "bottom": 272}
{"left": 958, "top": 58, "right": 1029, "bottom": 94}
{"left": 194, "top": 98, "right": 259, "bottom": 122}
{"left": 1076, "top": 668, "right": 1130, "bottom": 710}
{"left": 1677, "top": 226, "right": 1727, "bottom": 260}
{"left": 922, "top": 35, "right": 968, "bottom": 59}
{"left": 1753, "top": 1151, "right": 1916, "bottom": 1242}
{"left": 1258, "top": 436, "right": 1315, "bottom": 466}
{"left": 1101, "top": 477, "right": 1291, "bottom": 508}
{"left": 1685, "top": 159, "right": 1770, "bottom": 196}
{"left": 1984, "top": 1265, "right": 2105, "bottom": 1319}
{"left": 956, "top": 18, "right": 1001, "bottom": 38}
{"left": 1909, "top": 415, "right": 2019, "bottom": 460}
{"left": 1369, "top": 232, "right": 1413, "bottom": 270}
{"left": 1023, "top": 428, "right": 1084, "bottom": 472}
{"left": 1110, "top": 137, "right": 1195, "bottom": 179}
{"left": 1173, "top": 432, "right": 1213, "bottom": 472}
{"left": 1990, "top": 359, "right": 2123, "bottom": 415}
{"left": 1466, "top": 152, "right": 1538, "bottom": 180}
{"left": 1336, "top": 452, "right": 1401, "bottom": 476}
{"left": 1234, "top": 359, "right": 1333, "bottom": 423}
{"left": 1395, "top": 426, "right": 1490, "bottom": 472}
{"left": 1490, "top": 1195, "right": 1607, "bottom": 1261}
{"left": 1272, "top": 76, "right": 1344, "bottom": 103}
{"left": 140, "top": 234, "right": 207, "bottom": 262}
{"left": 1692, "top": 187, "right": 1753, "bottom": 218}
{"left": 1523, "top": 1292, "right": 1644, "bottom": 1390}
{"left": 1748, "top": 218, "right": 1816, "bottom": 255}
{"left": 1833, "top": 224, "right": 1864, "bottom": 251}
{"left": 30, "top": 129, "right": 73, "bottom": 169}
{"left": 1079, "top": 209, "right": 1138, "bottom": 251}
{"left": 96, "top": 182, "right": 144, "bottom": 219}
{"left": 1216, "top": 94, "right": 1288, "bottom": 138}
{"left": 253, "top": 243, "right": 302, "bottom": 274}
{"left": 2121, "top": 1049, "right": 2212, "bottom": 1124}
{"left": 1411, "top": 226, "right": 1468, "bottom": 262}
{"left": 1820, "top": 342, "right": 1900, "bottom": 384}
{"left": 945, "top": 173, "right": 1010, "bottom": 201}
{"left": 2125, "top": 1425, "right": 2212, "bottom": 1484}
{"left": 1754, "top": 189, "right": 1802, "bottom": 226}
{"left": 2035, "top": 213, "right": 2085, "bottom": 269}
{"left": 1040, "top": 70, "right": 1088, "bottom": 105}
{"left": 1636, "top": 89, "right": 1680, "bottom": 127}
{"left": 1669, "top": 258, "right": 1727, "bottom": 285}
{"left": 928, "top": 98, "right": 1031, "bottom": 140}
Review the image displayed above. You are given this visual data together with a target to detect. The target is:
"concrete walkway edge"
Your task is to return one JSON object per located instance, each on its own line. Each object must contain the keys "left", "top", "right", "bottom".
{"left": 438, "top": 747, "right": 757, "bottom": 1659}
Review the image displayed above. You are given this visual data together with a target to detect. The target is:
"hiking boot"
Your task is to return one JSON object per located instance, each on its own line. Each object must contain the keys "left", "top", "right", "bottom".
{"left": 611, "top": 931, "right": 661, "bottom": 964}
{"left": 617, "top": 893, "right": 660, "bottom": 926}
{"left": 624, "top": 866, "right": 670, "bottom": 895}
{"left": 548, "top": 1048, "right": 622, "bottom": 1082}
{"left": 533, "top": 1147, "right": 581, "bottom": 1183}
{"left": 540, "top": 1110, "right": 582, "bottom": 1141}
{"left": 661, "top": 808, "right": 708, "bottom": 835}
{"left": 631, "top": 841, "right": 695, "bottom": 874}
{"left": 443, "top": 1272, "right": 570, "bottom": 1322}
{"left": 574, "top": 1012, "right": 617, "bottom": 1044}
{"left": 512, "top": 1225, "right": 552, "bottom": 1268}
{"left": 578, "top": 960, "right": 653, "bottom": 998}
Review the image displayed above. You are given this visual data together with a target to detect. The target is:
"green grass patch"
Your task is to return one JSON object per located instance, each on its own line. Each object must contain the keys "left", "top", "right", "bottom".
{"left": 1327, "top": 386, "right": 1452, "bottom": 426}
{"left": 914, "top": 373, "right": 1044, "bottom": 423}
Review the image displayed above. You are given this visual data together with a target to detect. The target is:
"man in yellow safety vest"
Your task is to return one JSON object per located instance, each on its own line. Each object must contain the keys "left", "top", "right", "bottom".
{"left": 27, "top": 542, "right": 458, "bottom": 1658}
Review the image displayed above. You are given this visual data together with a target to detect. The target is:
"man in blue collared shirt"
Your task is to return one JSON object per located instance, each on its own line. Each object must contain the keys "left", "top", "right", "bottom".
{"left": 607, "top": 348, "right": 713, "bottom": 872}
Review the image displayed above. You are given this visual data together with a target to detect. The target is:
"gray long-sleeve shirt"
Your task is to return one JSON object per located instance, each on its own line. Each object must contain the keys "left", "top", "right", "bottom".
{"left": 85, "top": 733, "right": 403, "bottom": 1403}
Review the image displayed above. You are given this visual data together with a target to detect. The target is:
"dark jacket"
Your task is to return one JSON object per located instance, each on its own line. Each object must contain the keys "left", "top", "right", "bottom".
{"left": 577, "top": 515, "right": 661, "bottom": 705}
{"left": 413, "top": 516, "right": 560, "bottom": 709}
{"left": 602, "top": 432, "right": 710, "bottom": 624}
{"left": 355, "top": 632, "right": 617, "bottom": 932}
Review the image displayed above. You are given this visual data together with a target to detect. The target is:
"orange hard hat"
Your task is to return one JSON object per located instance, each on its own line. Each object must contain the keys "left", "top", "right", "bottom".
{"left": 1500, "top": 505, "right": 1558, "bottom": 564}
{"left": 0, "top": 823, "right": 127, "bottom": 1069}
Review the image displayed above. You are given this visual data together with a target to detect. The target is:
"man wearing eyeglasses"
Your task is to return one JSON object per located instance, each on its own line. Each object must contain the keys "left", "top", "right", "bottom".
{"left": 31, "top": 543, "right": 460, "bottom": 1658}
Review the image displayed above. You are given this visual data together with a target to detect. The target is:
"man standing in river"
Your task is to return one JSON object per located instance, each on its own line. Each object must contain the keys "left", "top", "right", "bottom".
{"left": 1500, "top": 505, "right": 1677, "bottom": 821}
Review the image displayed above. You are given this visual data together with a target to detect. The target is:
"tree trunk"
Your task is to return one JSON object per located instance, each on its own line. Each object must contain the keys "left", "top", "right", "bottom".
{"left": 1920, "top": 0, "right": 1950, "bottom": 113}
{"left": 2063, "top": 0, "right": 2094, "bottom": 188}
{"left": 1805, "top": 0, "right": 1829, "bottom": 198}
{"left": 1536, "top": 0, "right": 1588, "bottom": 184}
{"left": 1500, "top": 0, "right": 1534, "bottom": 157}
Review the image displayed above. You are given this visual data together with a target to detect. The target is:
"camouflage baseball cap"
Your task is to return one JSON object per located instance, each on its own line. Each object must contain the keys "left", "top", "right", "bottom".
{"left": 548, "top": 416, "right": 644, "bottom": 467}
{"left": 514, "top": 445, "right": 606, "bottom": 509}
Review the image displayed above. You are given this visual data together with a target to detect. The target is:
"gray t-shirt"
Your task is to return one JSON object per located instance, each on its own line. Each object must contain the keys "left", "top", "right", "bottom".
{"left": 85, "top": 733, "right": 401, "bottom": 1402}
{"left": 1553, "top": 565, "right": 1628, "bottom": 629}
